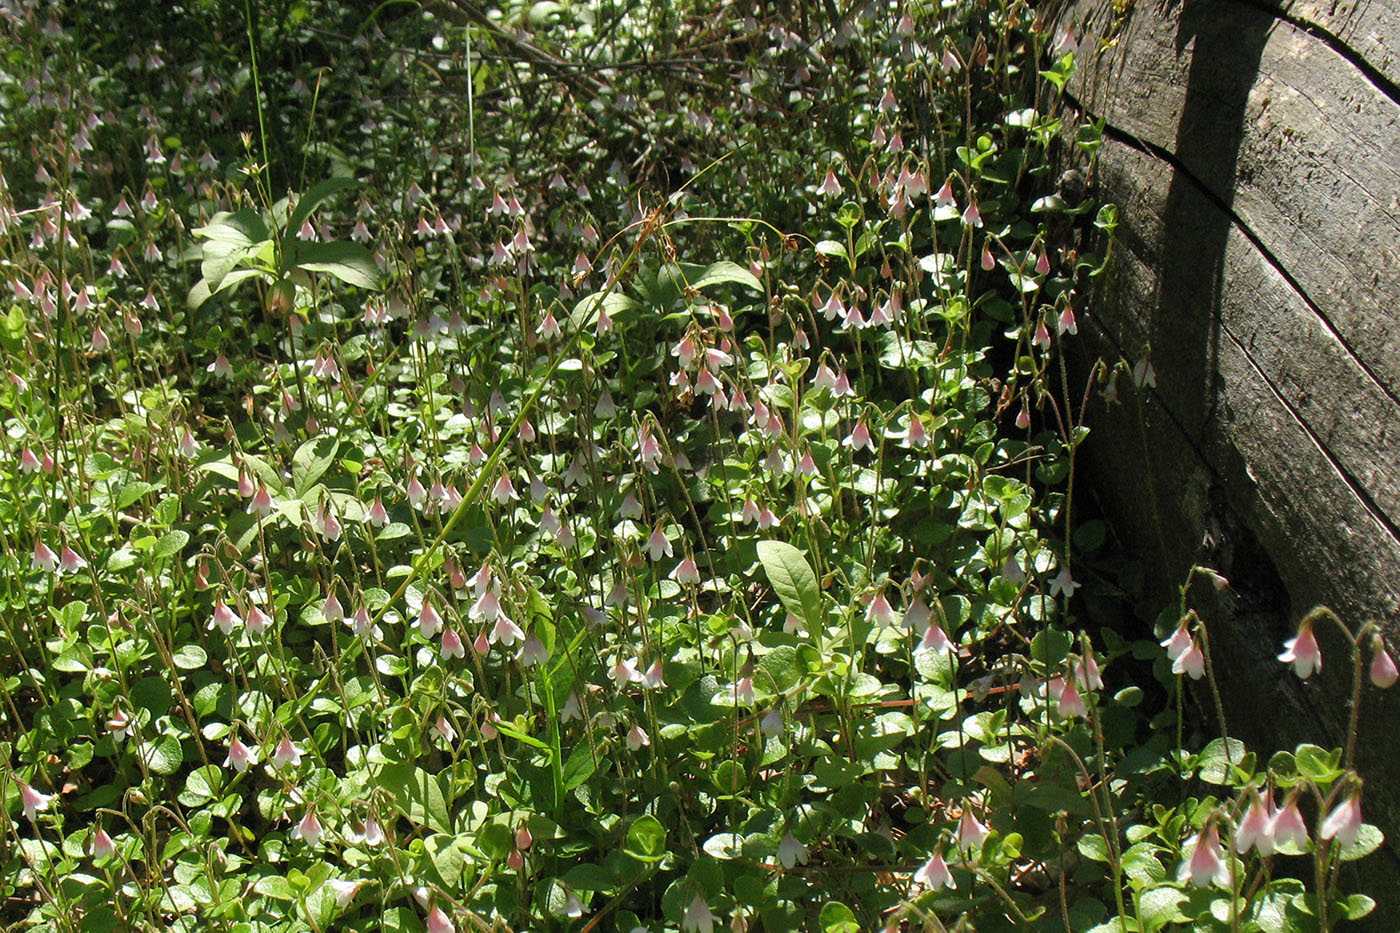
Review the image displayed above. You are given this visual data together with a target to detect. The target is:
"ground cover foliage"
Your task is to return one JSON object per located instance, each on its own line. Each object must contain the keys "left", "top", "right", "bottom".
{"left": 0, "top": 0, "right": 1390, "bottom": 930}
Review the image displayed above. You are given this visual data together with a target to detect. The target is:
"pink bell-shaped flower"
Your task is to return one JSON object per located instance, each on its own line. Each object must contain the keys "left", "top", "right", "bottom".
{"left": 32, "top": 540, "right": 59, "bottom": 573}
{"left": 1233, "top": 790, "right": 1276, "bottom": 855}
{"left": 1369, "top": 635, "right": 1397, "bottom": 688}
{"left": 1278, "top": 619, "right": 1321, "bottom": 678}
{"left": 1320, "top": 792, "right": 1363, "bottom": 849}
{"left": 1270, "top": 793, "right": 1309, "bottom": 850}
{"left": 18, "top": 781, "right": 51, "bottom": 821}
{"left": 1180, "top": 817, "right": 1230, "bottom": 888}
{"left": 224, "top": 737, "right": 258, "bottom": 773}
{"left": 913, "top": 851, "right": 956, "bottom": 890}
{"left": 426, "top": 906, "right": 454, "bottom": 933}
{"left": 1173, "top": 640, "right": 1206, "bottom": 680}
{"left": 955, "top": 809, "right": 988, "bottom": 852}
{"left": 272, "top": 737, "right": 303, "bottom": 769}
{"left": 290, "top": 808, "right": 323, "bottom": 846}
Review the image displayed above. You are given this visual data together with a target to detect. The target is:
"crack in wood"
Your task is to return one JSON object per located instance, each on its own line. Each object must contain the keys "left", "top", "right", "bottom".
{"left": 1230, "top": 0, "right": 1400, "bottom": 109}
{"left": 1064, "top": 106, "right": 1400, "bottom": 546}
{"left": 1065, "top": 86, "right": 1400, "bottom": 411}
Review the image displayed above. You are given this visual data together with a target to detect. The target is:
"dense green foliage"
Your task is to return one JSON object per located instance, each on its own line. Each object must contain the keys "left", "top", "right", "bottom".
{"left": 0, "top": 1, "right": 1388, "bottom": 931}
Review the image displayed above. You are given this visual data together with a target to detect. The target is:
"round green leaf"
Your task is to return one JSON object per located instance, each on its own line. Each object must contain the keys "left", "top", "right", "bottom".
{"left": 142, "top": 734, "right": 183, "bottom": 775}
{"left": 819, "top": 902, "right": 859, "bottom": 933}
{"left": 172, "top": 644, "right": 207, "bottom": 670}
{"left": 625, "top": 814, "right": 667, "bottom": 862}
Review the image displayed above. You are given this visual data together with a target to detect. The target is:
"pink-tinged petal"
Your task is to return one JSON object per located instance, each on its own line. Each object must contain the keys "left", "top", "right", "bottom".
{"left": 1278, "top": 621, "right": 1321, "bottom": 678}
{"left": 1370, "top": 636, "right": 1398, "bottom": 688}
{"left": 1319, "top": 793, "right": 1363, "bottom": 849}
{"left": 913, "top": 852, "right": 956, "bottom": 890}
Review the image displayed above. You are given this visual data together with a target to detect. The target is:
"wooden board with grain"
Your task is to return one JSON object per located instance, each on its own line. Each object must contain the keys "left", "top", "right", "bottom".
{"left": 1050, "top": 0, "right": 1400, "bottom": 914}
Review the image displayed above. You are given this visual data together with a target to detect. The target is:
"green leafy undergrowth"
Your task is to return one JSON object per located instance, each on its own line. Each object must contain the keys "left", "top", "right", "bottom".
{"left": 0, "top": 1, "right": 1387, "bottom": 931}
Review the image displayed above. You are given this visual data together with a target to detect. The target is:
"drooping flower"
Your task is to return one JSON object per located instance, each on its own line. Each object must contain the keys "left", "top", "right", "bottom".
{"left": 637, "top": 427, "right": 663, "bottom": 473}
{"left": 1048, "top": 567, "right": 1080, "bottom": 598}
{"left": 518, "top": 633, "right": 548, "bottom": 666}
{"left": 349, "top": 605, "right": 380, "bottom": 640}
{"left": 842, "top": 420, "right": 874, "bottom": 452}
{"left": 272, "top": 737, "right": 303, "bottom": 769}
{"left": 224, "top": 737, "right": 258, "bottom": 773}
{"left": 1180, "top": 818, "right": 1230, "bottom": 888}
{"left": 426, "top": 906, "right": 454, "bottom": 933}
{"left": 778, "top": 833, "right": 809, "bottom": 868}
{"left": 491, "top": 614, "right": 525, "bottom": 648}
{"left": 18, "top": 781, "right": 51, "bottom": 821}
{"left": 212, "top": 600, "right": 242, "bottom": 635}
{"left": 312, "top": 504, "right": 342, "bottom": 541}
{"left": 561, "top": 890, "right": 586, "bottom": 918}
{"left": 441, "top": 628, "right": 465, "bottom": 659}
{"left": 611, "top": 657, "right": 642, "bottom": 690}
{"left": 1173, "top": 640, "right": 1206, "bottom": 680}
{"left": 248, "top": 485, "right": 276, "bottom": 517}
{"left": 905, "top": 414, "right": 929, "bottom": 447}
{"left": 418, "top": 600, "right": 442, "bottom": 638}
{"left": 1055, "top": 677, "right": 1088, "bottom": 718}
{"left": 647, "top": 526, "right": 673, "bottom": 561}
{"left": 31, "top": 540, "right": 59, "bottom": 573}
{"left": 865, "top": 591, "right": 895, "bottom": 628}
{"left": 955, "top": 809, "right": 989, "bottom": 852}
{"left": 326, "top": 878, "right": 365, "bottom": 908}
{"left": 59, "top": 546, "right": 87, "bottom": 574}
{"left": 1278, "top": 620, "right": 1321, "bottom": 678}
{"left": 1032, "top": 319, "right": 1052, "bottom": 350}
{"left": 671, "top": 556, "right": 701, "bottom": 585}
{"left": 246, "top": 604, "right": 273, "bottom": 634}
{"left": 1320, "top": 792, "right": 1363, "bottom": 849}
{"left": 935, "top": 179, "right": 956, "bottom": 209}
{"left": 491, "top": 472, "right": 518, "bottom": 504}
{"left": 1369, "top": 635, "right": 1397, "bottom": 688}
{"left": 480, "top": 712, "right": 501, "bottom": 740}
{"left": 913, "top": 851, "right": 956, "bottom": 890}
{"left": 1234, "top": 790, "right": 1276, "bottom": 855}
{"left": 1076, "top": 649, "right": 1104, "bottom": 691}
{"left": 290, "top": 809, "right": 323, "bottom": 846}
{"left": 918, "top": 622, "right": 953, "bottom": 655}
{"left": 626, "top": 725, "right": 650, "bottom": 750}
{"left": 1160, "top": 622, "right": 1192, "bottom": 661}
{"left": 682, "top": 895, "right": 719, "bottom": 933}
{"left": 90, "top": 826, "right": 116, "bottom": 858}
{"left": 357, "top": 817, "right": 385, "bottom": 847}
{"left": 1270, "top": 793, "right": 1309, "bottom": 850}
{"left": 1057, "top": 305, "right": 1078, "bottom": 336}
{"left": 322, "top": 591, "right": 345, "bottom": 625}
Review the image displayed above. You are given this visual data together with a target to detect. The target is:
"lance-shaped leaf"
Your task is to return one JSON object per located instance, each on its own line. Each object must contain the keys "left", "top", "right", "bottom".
{"left": 289, "top": 241, "right": 380, "bottom": 290}
{"left": 756, "top": 540, "right": 823, "bottom": 633}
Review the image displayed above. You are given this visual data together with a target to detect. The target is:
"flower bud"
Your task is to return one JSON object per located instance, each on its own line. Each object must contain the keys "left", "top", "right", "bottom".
{"left": 1370, "top": 635, "right": 1397, "bottom": 688}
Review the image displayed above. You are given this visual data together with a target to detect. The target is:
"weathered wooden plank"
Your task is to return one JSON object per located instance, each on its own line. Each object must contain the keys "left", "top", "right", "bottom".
{"left": 1074, "top": 137, "right": 1400, "bottom": 903}
{"left": 1085, "top": 139, "right": 1400, "bottom": 622}
{"left": 1061, "top": 0, "right": 1400, "bottom": 417}
{"left": 1284, "top": 0, "right": 1400, "bottom": 91}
